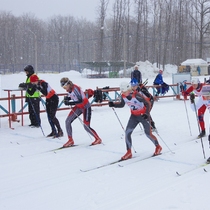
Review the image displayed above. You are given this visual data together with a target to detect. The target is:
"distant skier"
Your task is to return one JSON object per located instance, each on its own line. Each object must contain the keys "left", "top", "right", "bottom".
{"left": 190, "top": 85, "right": 210, "bottom": 163}
{"left": 60, "top": 77, "right": 102, "bottom": 147}
{"left": 182, "top": 78, "right": 206, "bottom": 138}
{"left": 108, "top": 81, "right": 162, "bottom": 160}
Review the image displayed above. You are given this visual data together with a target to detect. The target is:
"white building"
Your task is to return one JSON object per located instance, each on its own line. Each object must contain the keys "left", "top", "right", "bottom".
{"left": 180, "top": 58, "right": 208, "bottom": 76}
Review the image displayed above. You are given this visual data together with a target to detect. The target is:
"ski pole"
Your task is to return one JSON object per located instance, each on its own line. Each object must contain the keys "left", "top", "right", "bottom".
{"left": 40, "top": 99, "right": 57, "bottom": 137}
{"left": 138, "top": 123, "right": 143, "bottom": 130}
{"left": 28, "top": 96, "right": 45, "bottom": 136}
{"left": 69, "top": 106, "right": 96, "bottom": 142}
{"left": 153, "top": 129, "right": 174, "bottom": 154}
{"left": 183, "top": 98, "right": 192, "bottom": 136}
{"left": 193, "top": 101, "right": 206, "bottom": 159}
{"left": 111, "top": 107, "right": 125, "bottom": 131}
{"left": 111, "top": 107, "right": 137, "bottom": 153}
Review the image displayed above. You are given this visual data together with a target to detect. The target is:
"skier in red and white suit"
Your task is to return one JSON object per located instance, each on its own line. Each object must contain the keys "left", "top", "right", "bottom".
{"left": 109, "top": 81, "right": 162, "bottom": 160}
{"left": 190, "top": 85, "right": 210, "bottom": 163}
{"left": 60, "top": 77, "right": 102, "bottom": 147}
{"left": 182, "top": 78, "right": 206, "bottom": 138}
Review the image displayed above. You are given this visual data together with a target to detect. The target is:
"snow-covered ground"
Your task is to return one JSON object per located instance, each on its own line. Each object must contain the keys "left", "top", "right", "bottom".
{"left": 1, "top": 62, "right": 210, "bottom": 210}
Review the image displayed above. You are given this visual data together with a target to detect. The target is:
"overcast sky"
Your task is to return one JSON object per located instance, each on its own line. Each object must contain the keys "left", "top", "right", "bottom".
{"left": 0, "top": 0, "right": 111, "bottom": 21}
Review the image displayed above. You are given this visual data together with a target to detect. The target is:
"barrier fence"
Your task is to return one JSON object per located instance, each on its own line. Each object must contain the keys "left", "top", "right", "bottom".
{"left": 0, "top": 83, "right": 182, "bottom": 129}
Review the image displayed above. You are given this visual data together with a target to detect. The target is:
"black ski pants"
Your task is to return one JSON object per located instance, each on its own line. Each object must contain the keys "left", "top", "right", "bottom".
{"left": 46, "top": 94, "right": 61, "bottom": 132}
{"left": 27, "top": 97, "right": 41, "bottom": 126}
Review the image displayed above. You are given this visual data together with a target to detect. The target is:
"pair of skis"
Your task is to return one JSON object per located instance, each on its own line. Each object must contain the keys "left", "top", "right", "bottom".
{"left": 80, "top": 153, "right": 161, "bottom": 172}
{"left": 49, "top": 143, "right": 210, "bottom": 176}
{"left": 176, "top": 162, "right": 210, "bottom": 176}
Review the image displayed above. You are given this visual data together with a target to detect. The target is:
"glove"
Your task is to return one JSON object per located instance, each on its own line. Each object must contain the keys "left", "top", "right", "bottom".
{"left": 142, "top": 114, "right": 148, "bottom": 119}
{"left": 64, "top": 96, "right": 71, "bottom": 101}
{"left": 63, "top": 100, "right": 70, "bottom": 106}
{"left": 63, "top": 100, "right": 75, "bottom": 106}
{"left": 18, "top": 83, "right": 27, "bottom": 89}
{"left": 27, "top": 83, "right": 34, "bottom": 88}
{"left": 36, "top": 82, "right": 42, "bottom": 90}
{"left": 63, "top": 96, "right": 72, "bottom": 105}
{"left": 190, "top": 93, "right": 195, "bottom": 103}
{"left": 108, "top": 101, "right": 115, "bottom": 107}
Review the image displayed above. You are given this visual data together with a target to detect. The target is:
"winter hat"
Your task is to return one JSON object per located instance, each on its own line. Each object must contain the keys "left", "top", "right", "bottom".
{"left": 191, "top": 78, "right": 200, "bottom": 85}
{"left": 130, "top": 78, "right": 139, "bottom": 86}
{"left": 134, "top": 65, "right": 138, "bottom": 69}
{"left": 159, "top": 69, "right": 163, "bottom": 73}
{"left": 24, "top": 65, "right": 34, "bottom": 74}
{"left": 201, "top": 85, "right": 210, "bottom": 96}
{"left": 120, "top": 82, "right": 131, "bottom": 92}
{"left": 30, "top": 75, "right": 39, "bottom": 82}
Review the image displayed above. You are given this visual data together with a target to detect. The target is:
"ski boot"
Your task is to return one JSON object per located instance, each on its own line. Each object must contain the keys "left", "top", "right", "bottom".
{"left": 154, "top": 145, "right": 162, "bottom": 156}
{"left": 197, "top": 129, "right": 206, "bottom": 138}
{"left": 121, "top": 149, "right": 132, "bottom": 160}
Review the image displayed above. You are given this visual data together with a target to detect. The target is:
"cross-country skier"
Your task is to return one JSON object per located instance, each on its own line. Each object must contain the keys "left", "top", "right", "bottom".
{"left": 182, "top": 78, "right": 206, "bottom": 138}
{"left": 60, "top": 77, "right": 102, "bottom": 147}
{"left": 190, "top": 85, "right": 210, "bottom": 163}
{"left": 130, "top": 78, "right": 156, "bottom": 130}
{"left": 29, "top": 74, "right": 63, "bottom": 138}
{"left": 108, "top": 81, "right": 162, "bottom": 160}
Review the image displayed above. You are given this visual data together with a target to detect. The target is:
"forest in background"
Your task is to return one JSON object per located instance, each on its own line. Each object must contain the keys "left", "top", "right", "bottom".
{"left": 0, "top": 0, "right": 210, "bottom": 74}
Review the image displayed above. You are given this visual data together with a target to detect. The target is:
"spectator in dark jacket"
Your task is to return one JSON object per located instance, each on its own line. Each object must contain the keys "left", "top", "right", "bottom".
{"left": 19, "top": 65, "right": 41, "bottom": 127}
{"left": 131, "top": 65, "right": 142, "bottom": 84}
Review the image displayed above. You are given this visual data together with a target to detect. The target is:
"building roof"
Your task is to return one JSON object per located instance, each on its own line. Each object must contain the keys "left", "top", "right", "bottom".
{"left": 181, "top": 59, "right": 208, "bottom": 66}
{"left": 82, "top": 61, "right": 135, "bottom": 68}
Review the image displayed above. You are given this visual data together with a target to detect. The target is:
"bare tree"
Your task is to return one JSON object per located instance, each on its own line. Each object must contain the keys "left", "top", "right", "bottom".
{"left": 189, "top": 0, "right": 210, "bottom": 58}
{"left": 96, "top": 0, "right": 109, "bottom": 62}
{"left": 1, "top": 0, "right": 210, "bottom": 74}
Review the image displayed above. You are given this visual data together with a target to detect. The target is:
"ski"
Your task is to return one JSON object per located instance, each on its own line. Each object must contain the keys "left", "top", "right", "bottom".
{"left": 80, "top": 154, "right": 161, "bottom": 172}
{"left": 50, "top": 145, "right": 78, "bottom": 152}
{"left": 118, "top": 153, "right": 161, "bottom": 167}
{"left": 80, "top": 159, "right": 124, "bottom": 172}
{"left": 176, "top": 162, "right": 210, "bottom": 176}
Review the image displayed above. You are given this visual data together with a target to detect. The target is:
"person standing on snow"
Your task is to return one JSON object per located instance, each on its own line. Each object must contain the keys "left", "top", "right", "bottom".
{"left": 60, "top": 77, "right": 102, "bottom": 147}
{"left": 197, "top": 66, "right": 201, "bottom": 76}
{"left": 131, "top": 65, "right": 142, "bottom": 84}
{"left": 19, "top": 65, "right": 41, "bottom": 127}
{"left": 182, "top": 78, "right": 206, "bottom": 138}
{"left": 153, "top": 70, "right": 169, "bottom": 96}
{"left": 190, "top": 85, "right": 210, "bottom": 163}
{"left": 29, "top": 74, "right": 63, "bottom": 138}
{"left": 130, "top": 78, "right": 156, "bottom": 130}
{"left": 108, "top": 81, "right": 162, "bottom": 160}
